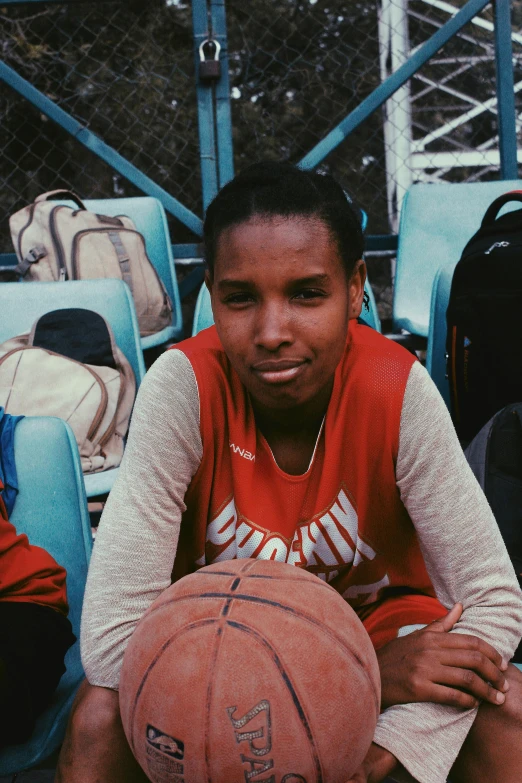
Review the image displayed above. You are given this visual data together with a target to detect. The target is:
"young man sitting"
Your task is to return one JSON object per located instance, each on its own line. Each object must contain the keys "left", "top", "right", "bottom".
{"left": 58, "top": 164, "right": 522, "bottom": 783}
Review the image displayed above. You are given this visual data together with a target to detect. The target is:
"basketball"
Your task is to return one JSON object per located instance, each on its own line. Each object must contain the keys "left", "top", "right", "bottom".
{"left": 119, "top": 558, "right": 381, "bottom": 783}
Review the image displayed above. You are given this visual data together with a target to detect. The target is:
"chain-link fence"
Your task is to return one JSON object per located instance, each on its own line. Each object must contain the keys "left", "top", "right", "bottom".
{"left": 1, "top": 0, "right": 521, "bottom": 322}
{"left": 226, "top": 0, "right": 522, "bottom": 228}
{"left": 225, "top": 0, "right": 522, "bottom": 319}
{"left": 1, "top": 0, "right": 200, "bottom": 251}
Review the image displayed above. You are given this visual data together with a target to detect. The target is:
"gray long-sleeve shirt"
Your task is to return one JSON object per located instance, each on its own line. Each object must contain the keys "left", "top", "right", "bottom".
{"left": 81, "top": 350, "right": 522, "bottom": 783}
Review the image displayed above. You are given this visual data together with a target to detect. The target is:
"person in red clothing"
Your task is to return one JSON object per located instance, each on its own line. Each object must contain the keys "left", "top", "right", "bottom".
{"left": 0, "top": 477, "right": 75, "bottom": 747}
{"left": 57, "top": 162, "right": 522, "bottom": 783}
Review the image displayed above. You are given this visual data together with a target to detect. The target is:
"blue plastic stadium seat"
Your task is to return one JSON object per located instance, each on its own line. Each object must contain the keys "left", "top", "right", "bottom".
{"left": 425, "top": 263, "right": 454, "bottom": 410}
{"left": 394, "top": 180, "right": 522, "bottom": 338}
{"left": 0, "top": 416, "right": 92, "bottom": 776}
{"left": 362, "top": 282, "right": 381, "bottom": 333}
{"left": 192, "top": 283, "right": 214, "bottom": 336}
{"left": 192, "top": 280, "right": 381, "bottom": 336}
{"left": 0, "top": 279, "right": 146, "bottom": 497}
{"left": 58, "top": 196, "right": 183, "bottom": 349}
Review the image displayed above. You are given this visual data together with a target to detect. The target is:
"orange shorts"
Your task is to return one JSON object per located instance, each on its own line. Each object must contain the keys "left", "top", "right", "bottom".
{"left": 356, "top": 593, "right": 448, "bottom": 651}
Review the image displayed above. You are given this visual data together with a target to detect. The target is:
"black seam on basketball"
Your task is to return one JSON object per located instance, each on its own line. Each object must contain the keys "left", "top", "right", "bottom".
{"left": 241, "top": 574, "right": 297, "bottom": 580}
{"left": 221, "top": 598, "right": 232, "bottom": 616}
{"left": 230, "top": 573, "right": 337, "bottom": 589}
{"left": 231, "top": 577, "right": 241, "bottom": 591}
{"left": 128, "top": 617, "right": 217, "bottom": 755}
{"left": 141, "top": 593, "right": 379, "bottom": 714}
{"left": 205, "top": 625, "right": 225, "bottom": 783}
{"left": 193, "top": 571, "right": 237, "bottom": 577}
{"left": 226, "top": 619, "right": 323, "bottom": 783}
{"left": 188, "top": 568, "right": 338, "bottom": 592}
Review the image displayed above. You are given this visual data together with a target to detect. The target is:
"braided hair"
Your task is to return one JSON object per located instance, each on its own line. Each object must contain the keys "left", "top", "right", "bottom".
{"left": 203, "top": 162, "right": 365, "bottom": 280}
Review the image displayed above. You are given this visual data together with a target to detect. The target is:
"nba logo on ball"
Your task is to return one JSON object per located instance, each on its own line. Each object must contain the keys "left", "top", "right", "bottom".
{"left": 120, "top": 559, "right": 380, "bottom": 782}
{"left": 144, "top": 725, "right": 185, "bottom": 781}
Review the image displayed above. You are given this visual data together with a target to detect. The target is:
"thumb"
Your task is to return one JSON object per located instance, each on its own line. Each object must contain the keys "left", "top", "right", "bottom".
{"left": 345, "top": 774, "right": 366, "bottom": 783}
{"left": 428, "top": 602, "right": 463, "bottom": 634}
{"left": 345, "top": 763, "right": 368, "bottom": 783}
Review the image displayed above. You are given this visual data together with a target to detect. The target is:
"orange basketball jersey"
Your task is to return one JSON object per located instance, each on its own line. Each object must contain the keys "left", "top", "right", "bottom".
{"left": 173, "top": 322, "right": 436, "bottom": 608}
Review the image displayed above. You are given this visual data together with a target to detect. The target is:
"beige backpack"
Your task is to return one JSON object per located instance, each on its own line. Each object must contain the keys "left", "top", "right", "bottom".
{"left": 0, "top": 309, "right": 136, "bottom": 474}
{"left": 9, "top": 189, "right": 173, "bottom": 338}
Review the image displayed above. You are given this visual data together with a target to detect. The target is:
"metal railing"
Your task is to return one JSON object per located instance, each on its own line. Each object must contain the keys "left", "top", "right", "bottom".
{"left": 1, "top": 0, "right": 519, "bottom": 325}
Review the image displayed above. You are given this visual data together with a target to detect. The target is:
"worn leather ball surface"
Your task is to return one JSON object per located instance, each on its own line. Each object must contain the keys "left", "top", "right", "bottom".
{"left": 119, "top": 558, "right": 381, "bottom": 783}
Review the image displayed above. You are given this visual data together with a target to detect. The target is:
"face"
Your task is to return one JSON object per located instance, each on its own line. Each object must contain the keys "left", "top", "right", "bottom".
{"left": 207, "top": 215, "right": 366, "bottom": 415}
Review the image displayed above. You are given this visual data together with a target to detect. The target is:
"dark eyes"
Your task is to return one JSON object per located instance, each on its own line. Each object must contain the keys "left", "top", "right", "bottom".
{"left": 224, "top": 289, "right": 326, "bottom": 306}
{"left": 293, "top": 288, "right": 325, "bottom": 300}
{"left": 224, "top": 292, "right": 255, "bottom": 305}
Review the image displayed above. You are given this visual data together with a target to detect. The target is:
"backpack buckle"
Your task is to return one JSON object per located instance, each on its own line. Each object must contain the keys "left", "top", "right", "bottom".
{"left": 26, "top": 245, "right": 47, "bottom": 264}
{"left": 16, "top": 245, "right": 47, "bottom": 277}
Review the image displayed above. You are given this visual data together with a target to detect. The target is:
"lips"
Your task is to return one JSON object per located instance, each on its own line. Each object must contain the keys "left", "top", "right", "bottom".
{"left": 251, "top": 359, "right": 307, "bottom": 385}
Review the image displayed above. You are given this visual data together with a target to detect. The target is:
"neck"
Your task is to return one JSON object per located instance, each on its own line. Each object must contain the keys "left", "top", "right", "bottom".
{"left": 251, "top": 377, "right": 334, "bottom": 437}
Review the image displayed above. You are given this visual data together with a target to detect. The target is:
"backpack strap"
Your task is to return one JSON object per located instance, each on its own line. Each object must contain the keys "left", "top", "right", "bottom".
{"left": 34, "top": 190, "right": 86, "bottom": 210}
{"left": 107, "top": 232, "right": 133, "bottom": 292}
{"left": 95, "top": 214, "right": 124, "bottom": 227}
{"left": 481, "top": 190, "right": 522, "bottom": 227}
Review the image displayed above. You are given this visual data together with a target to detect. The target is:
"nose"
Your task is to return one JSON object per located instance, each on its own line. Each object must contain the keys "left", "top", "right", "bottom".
{"left": 254, "top": 300, "right": 293, "bottom": 352}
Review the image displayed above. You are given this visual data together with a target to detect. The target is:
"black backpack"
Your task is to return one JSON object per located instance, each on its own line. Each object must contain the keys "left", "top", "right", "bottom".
{"left": 446, "top": 191, "right": 522, "bottom": 443}
{"left": 465, "top": 403, "right": 522, "bottom": 585}
{"left": 465, "top": 403, "right": 522, "bottom": 661}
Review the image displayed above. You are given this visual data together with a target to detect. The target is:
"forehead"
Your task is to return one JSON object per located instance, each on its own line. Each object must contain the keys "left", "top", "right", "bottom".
{"left": 213, "top": 215, "right": 342, "bottom": 279}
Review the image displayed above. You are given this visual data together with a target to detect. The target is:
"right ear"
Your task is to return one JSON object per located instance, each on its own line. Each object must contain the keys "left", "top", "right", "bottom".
{"left": 204, "top": 270, "right": 213, "bottom": 294}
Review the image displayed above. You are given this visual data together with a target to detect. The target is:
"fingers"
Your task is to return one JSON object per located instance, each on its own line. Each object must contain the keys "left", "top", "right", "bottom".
{"left": 428, "top": 682, "right": 481, "bottom": 710}
{"left": 439, "top": 648, "right": 509, "bottom": 696}
{"left": 423, "top": 607, "right": 508, "bottom": 675}
{"left": 435, "top": 662, "right": 507, "bottom": 706}
{"left": 432, "top": 631, "right": 506, "bottom": 671}
{"left": 428, "top": 602, "right": 463, "bottom": 634}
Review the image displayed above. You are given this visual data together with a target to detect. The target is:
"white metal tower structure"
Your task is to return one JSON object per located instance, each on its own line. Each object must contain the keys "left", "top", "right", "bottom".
{"left": 379, "top": 0, "right": 522, "bottom": 233}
